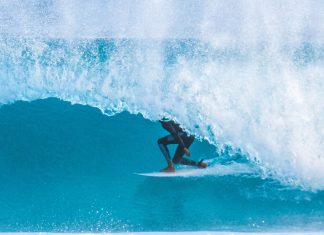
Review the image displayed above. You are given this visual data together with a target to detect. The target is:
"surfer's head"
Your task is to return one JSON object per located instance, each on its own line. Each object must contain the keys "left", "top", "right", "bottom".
{"left": 160, "top": 117, "right": 172, "bottom": 122}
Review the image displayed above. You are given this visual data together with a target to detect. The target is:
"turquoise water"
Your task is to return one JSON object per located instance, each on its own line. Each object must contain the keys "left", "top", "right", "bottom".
{"left": 1, "top": 0, "right": 324, "bottom": 233}
{"left": 0, "top": 99, "right": 323, "bottom": 232}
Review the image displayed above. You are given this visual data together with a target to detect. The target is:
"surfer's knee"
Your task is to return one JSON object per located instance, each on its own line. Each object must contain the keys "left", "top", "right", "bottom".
{"left": 158, "top": 138, "right": 166, "bottom": 145}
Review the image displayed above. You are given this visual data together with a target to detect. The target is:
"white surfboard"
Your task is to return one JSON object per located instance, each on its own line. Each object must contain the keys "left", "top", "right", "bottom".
{"left": 135, "top": 168, "right": 205, "bottom": 177}
{"left": 135, "top": 162, "right": 255, "bottom": 178}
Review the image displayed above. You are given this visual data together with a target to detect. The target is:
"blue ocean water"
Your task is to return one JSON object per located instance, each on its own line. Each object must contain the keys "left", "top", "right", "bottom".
{"left": 1, "top": 0, "right": 324, "bottom": 233}
{"left": 0, "top": 99, "right": 323, "bottom": 232}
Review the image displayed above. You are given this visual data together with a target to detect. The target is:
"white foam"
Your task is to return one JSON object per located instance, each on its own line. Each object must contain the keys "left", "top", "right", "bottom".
{"left": 0, "top": 0, "right": 323, "bottom": 42}
{"left": 0, "top": 1, "right": 323, "bottom": 190}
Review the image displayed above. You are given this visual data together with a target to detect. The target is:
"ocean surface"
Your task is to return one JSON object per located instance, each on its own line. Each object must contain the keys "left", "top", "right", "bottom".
{"left": 0, "top": 0, "right": 324, "bottom": 233}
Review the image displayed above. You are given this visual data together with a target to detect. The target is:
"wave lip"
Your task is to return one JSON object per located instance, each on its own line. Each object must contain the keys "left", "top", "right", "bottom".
{"left": 1, "top": 37, "right": 323, "bottom": 190}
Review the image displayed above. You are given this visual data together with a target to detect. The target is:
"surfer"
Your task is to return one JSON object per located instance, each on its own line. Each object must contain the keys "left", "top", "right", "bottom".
{"left": 158, "top": 118, "right": 208, "bottom": 172}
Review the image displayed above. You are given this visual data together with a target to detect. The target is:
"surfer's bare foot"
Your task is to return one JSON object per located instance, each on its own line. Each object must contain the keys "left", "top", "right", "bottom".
{"left": 197, "top": 161, "right": 208, "bottom": 169}
{"left": 198, "top": 162, "right": 208, "bottom": 168}
{"left": 161, "top": 165, "right": 176, "bottom": 172}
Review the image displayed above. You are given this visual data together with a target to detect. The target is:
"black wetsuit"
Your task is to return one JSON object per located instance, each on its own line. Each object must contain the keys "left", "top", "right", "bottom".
{"left": 158, "top": 120, "right": 197, "bottom": 166}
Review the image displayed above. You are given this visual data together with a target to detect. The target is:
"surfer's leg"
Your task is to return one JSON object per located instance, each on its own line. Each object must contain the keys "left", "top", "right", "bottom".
{"left": 185, "top": 135, "right": 195, "bottom": 148}
{"left": 173, "top": 147, "right": 197, "bottom": 166}
{"left": 158, "top": 135, "right": 177, "bottom": 163}
{"left": 158, "top": 135, "right": 178, "bottom": 172}
{"left": 172, "top": 135, "right": 197, "bottom": 166}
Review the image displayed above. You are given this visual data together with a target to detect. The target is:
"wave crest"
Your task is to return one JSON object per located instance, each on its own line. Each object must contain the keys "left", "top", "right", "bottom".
{"left": 0, "top": 38, "right": 323, "bottom": 189}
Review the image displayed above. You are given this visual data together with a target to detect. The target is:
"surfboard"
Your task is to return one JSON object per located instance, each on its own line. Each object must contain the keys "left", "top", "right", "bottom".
{"left": 134, "top": 161, "right": 254, "bottom": 178}
{"left": 135, "top": 168, "right": 204, "bottom": 177}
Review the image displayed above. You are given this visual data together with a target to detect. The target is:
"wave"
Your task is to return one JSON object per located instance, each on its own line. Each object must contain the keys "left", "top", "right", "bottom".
{"left": 0, "top": 1, "right": 323, "bottom": 190}
{"left": 1, "top": 38, "right": 323, "bottom": 190}
{"left": 1, "top": 99, "right": 324, "bottom": 232}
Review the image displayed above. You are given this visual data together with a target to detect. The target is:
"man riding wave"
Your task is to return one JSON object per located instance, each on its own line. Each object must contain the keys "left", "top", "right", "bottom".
{"left": 158, "top": 118, "right": 208, "bottom": 172}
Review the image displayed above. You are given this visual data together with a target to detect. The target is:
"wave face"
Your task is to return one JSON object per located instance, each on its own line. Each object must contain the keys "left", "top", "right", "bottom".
{"left": 1, "top": 37, "right": 323, "bottom": 190}
{"left": 0, "top": 2, "right": 324, "bottom": 190}
{"left": 0, "top": 99, "right": 323, "bottom": 232}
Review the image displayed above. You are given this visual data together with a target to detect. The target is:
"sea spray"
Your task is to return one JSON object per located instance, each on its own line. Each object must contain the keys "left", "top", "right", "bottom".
{"left": 0, "top": 1, "right": 323, "bottom": 189}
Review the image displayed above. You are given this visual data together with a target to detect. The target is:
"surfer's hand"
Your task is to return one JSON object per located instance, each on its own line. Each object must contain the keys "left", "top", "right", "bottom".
{"left": 184, "top": 148, "right": 190, "bottom": 156}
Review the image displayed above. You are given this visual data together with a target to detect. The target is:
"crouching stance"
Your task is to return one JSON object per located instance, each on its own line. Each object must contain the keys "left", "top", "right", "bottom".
{"left": 158, "top": 119, "right": 207, "bottom": 172}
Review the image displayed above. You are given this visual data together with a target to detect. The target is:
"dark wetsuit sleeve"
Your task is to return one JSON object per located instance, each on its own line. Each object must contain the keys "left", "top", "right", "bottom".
{"left": 161, "top": 121, "right": 186, "bottom": 148}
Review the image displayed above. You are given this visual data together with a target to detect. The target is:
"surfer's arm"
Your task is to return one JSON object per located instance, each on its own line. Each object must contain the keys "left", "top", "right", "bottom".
{"left": 168, "top": 124, "right": 186, "bottom": 149}
{"left": 161, "top": 121, "right": 191, "bottom": 156}
{"left": 173, "top": 130, "right": 191, "bottom": 156}
{"left": 170, "top": 125, "right": 191, "bottom": 156}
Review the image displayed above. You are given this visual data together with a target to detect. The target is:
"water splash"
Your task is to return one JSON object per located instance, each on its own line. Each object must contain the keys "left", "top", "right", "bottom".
{"left": 0, "top": 1, "right": 323, "bottom": 189}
